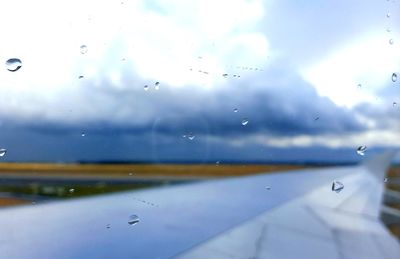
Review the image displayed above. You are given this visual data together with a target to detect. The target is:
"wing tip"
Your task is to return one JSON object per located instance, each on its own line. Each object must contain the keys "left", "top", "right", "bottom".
{"left": 362, "top": 151, "right": 398, "bottom": 179}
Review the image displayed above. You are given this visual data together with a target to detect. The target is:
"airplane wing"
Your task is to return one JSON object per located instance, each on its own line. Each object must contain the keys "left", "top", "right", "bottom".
{"left": 0, "top": 152, "right": 399, "bottom": 258}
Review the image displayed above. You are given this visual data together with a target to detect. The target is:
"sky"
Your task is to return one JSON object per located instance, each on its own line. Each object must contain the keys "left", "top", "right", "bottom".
{"left": 0, "top": 0, "right": 399, "bottom": 163}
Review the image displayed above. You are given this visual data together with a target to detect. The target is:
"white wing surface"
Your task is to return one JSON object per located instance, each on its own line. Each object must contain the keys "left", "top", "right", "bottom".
{"left": 0, "top": 153, "right": 398, "bottom": 258}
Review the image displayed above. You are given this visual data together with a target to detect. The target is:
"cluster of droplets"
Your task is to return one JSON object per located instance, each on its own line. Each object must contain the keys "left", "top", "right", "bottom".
{"left": 144, "top": 82, "right": 160, "bottom": 91}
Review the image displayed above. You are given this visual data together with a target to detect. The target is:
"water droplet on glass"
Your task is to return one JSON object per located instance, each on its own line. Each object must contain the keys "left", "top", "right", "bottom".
{"left": 392, "top": 73, "right": 397, "bottom": 82}
{"left": 216, "top": 161, "right": 220, "bottom": 166}
{"left": 182, "top": 134, "right": 187, "bottom": 138}
{"left": 5, "top": 58, "right": 22, "bottom": 72}
{"left": 129, "top": 173, "right": 133, "bottom": 176}
{"left": 155, "top": 82, "right": 160, "bottom": 86}
{"left": 332, "top": 180, "right": 344, "bottom": 193}
{"left": 314, "top": 116, "right": 320, "bottom": 121}
{"left": 389, "top": 39, "right": 394, "bottom": 45}
{"left": 81, "top": 132, "right": 86, "bottom": 137}
{"left": 386, "top": 28, "right": 391, "bottom": 32}
{"left": 265, "top": 186, "right": 271, "bottom": 190}
{"left": 233, "top": 108, "right": 238, "bottom": 113}
{"left": 384, "top": 178, "right": 388, "bottom": 183}
{"left": 78, "top": 75, "right": 84, "bottom": 79}
{"left": 69, "top": 188, "right": 75, "bottom": 193}
{"left": 356, "top": 146, "right": 367, "bottom": 156}
{"left": 0, "top": 148, "right": 6, "bottom": 157}
{"left": 188, "top": 133, "right": 195, "bottom": 140}
{"left": 144, "top": 85, "right": 149, "bottom": 91}
{"left": 80, "top": 45, "right": 88, "bottom": 54}
{"left": 357, "top": 83, "right": 362, "bottom": 88}
{"left": 241, "top": 118, "right": 249, "bottom": 126}
{"left": 393, "top": 102, "right": 397, "bottom": 107}
{"left": 128, "top": 215, "right": 140, "bottom": 225}
{"left": 222, "top": 73, "right": 228, "bottom": 78}
{"left": 387, "top": 13, "right": 391, "bottom": 18}
{"left": 155, "top": 85, "right": 159, "bottom": 90}
{"left": 106, "top": 224, "right": 111, "bottom": 229}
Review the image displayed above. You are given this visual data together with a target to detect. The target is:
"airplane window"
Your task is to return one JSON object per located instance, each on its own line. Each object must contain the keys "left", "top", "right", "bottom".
{"left": 0, "top": 0, "right": 399, "bottom": 257}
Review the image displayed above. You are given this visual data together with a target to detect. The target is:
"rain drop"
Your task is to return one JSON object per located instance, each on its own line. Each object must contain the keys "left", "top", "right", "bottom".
{"left": 393, "top": 102, "right": 397, "bottom": 107}
{"left": 332, "top": 180, "right": 344, "bottom": 193}
{"left": 155, "top": 81, "right": 160, "bottom": 86}
{"left": 144, "top": 85, "right": 149, "bottom": 91}
{"left": 356, "top": 146, "right": 367, "bottom": 156}
{"left": 241, "top": 118, "right": 249, "bottom": 126}
{"left": 128, "top": 215, "right": 140, "bottom": 225}
{"left": 392, "top": 73, "right": 397, "bottom": 82}
{"left": 129, "top": 173, "right": 133, "bottom": 176}
{"left": 386, "top": 13, "right": 391, "bottom": 18}
{"left": 80, "top": 45, "right": 88, "bottom": 54}
{"left": 69, "top": 188, "right": 75, "bottom": 193}
{"left": 0, "top": 148, "right": 6, "bottom": 157}
{"left": 389, "top": 39, "right": 394, "bottom": 45}
{"left": 106, "top": 224, "right": 111, "bottom": 229}
{"left": 222, "top": 73, "right": 228, "bottom": 78}
{"left": 357, "top": 83, "right": 362, "bottom": 88}
{"left": 384, "top": 178, "right": 388, "bottom": 183}
{"left": 5, "top": 58, "right": 22, "bottom": 72}
{"left": 233, "top": 108, "right": 238, "bottom": 113}
{"left": 314, "top": 116, "right": 320, "bottom": 121}
{"left": 78, "top": 75, "right": 84, "bottom": 79}
{"left": 81, "top": 132, "right": 86, "bottom": 137}
{"left": 265, "top": 186, "right": 271, "bottom": 190}
{"left": 216, "top": 161, "right": 220, "bottom": 166}
{"left": 188, "top": 133, "right": 195, "bottom": 140}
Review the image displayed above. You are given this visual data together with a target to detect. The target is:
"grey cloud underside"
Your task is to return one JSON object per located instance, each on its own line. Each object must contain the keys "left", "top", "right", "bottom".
{"left": 12, "top": 65, "right": 365, "bottom": 140}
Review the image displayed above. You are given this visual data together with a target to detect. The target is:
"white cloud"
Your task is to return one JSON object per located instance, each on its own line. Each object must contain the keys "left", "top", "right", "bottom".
{"left": 302, "top": 34, "right": 400, "bottom": 108}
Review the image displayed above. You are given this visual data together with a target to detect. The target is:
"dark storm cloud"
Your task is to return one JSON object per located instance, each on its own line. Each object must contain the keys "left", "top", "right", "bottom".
{"left": 13, "top": 64, "right": 365, "bottom": 141}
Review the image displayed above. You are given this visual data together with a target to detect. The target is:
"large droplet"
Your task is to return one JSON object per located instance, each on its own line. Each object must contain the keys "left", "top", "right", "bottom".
{"left": 5, "top": 58, "right": 22, "bottom": 72}
{"left": 241, "top": 118, "right": 249, "bottom": 126}
{"left": 356, "top": 146, "right": 367, "bottom": 156}
{"left": 392, "top": 73, "right": 397, "bottom": 82}
{"left": 80, "top": 45, "right": 88, "bottom": 54}
{"left": 187, "top": 133, "right": 195, "bottom": 140}
{"left": 128, "top": 215, "right": 140, "bottom": 225}
{"left": 331, "top": 180, "right": 344, "bottom": 193}
{"left": 0, "top": 148, "right": 6, "bottom": 157}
